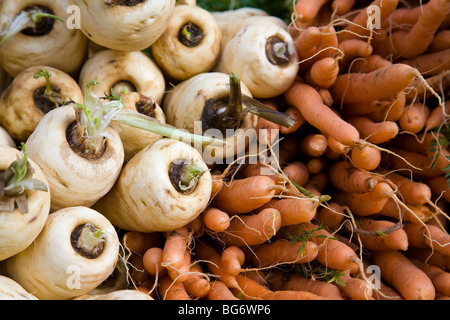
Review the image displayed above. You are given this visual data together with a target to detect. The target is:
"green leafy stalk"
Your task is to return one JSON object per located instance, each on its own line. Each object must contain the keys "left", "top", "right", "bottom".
{"left": 281, "top": 224, "right": 333, "bottom": 255}
{"left": 294, "top": 262, "right": 347, "bottom": 287}
{"left": 290, "top": 180, "right": 331, "bottom": 203}
{"left": 0, "top": 143, "right": 48, "bottom": 214}
{"left": 0, "top": 10, "right": 64, "bottom": 47}
{"left": 224, "top": 73, "right": 243, "bottom": 119}
{"left": 33, "top": 69, "right": 68, "bottom": 107}
{"left": 242, "top": 95, "right": 295, "bottom": 128}
{"left": 178, "top": 162, "right": 207, "bottom": 192}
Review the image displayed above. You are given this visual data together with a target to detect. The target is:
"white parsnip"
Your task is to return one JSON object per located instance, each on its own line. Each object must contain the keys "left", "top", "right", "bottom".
{"left": 0, "top": 126, "right": 15, "bottom": 148}
{"left": 0, "top": 276, "right": 38, "bottom": 300}
{"left": 3, "top": 206, "right": 120, "bottom": 300}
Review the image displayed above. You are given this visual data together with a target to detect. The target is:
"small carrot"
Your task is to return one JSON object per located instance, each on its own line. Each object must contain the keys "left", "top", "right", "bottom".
{"left": 426, "top": 175, "right": 450, "bottom": 202}
{"left": 306, "top": 157, "right": 327, "bottom": 175}
{"left": 337, "top": 271, "right": 374, "bottom": 300}
{"left": 350, "top": 55, "right": 392, "bottom": 73}
{"left": 398, "top": 103, "right": 430, "bottom": 134}
{"left": 316, "top": 202, "right": 347, "bottom": 231}
{"left": 214, "top": 208, "right": 282, "bottom": 247}
{"left": 400, "top": 48, "right": 450, "bottom": 76}
{"left": 355, "top": 217, "right": 409, "bottom": 251}
{"left": 294, "top": 0, "right": 328, "bottom": 23}
{"left": 350, "top": 144, "right": 381, "bottom": 171}
{"left": 326, "top": 135, "right": 350, "bottom": 156}
{"left": 212, "top": 176, "right": 279, "bottom": 215}
{"left": 403, "top": 223, "right": 450, "bottom": 257}
{"left": 159, "top": 275, "right": 191, "bottom": 300}
{"left": 283, "top": 161, "right": 310, "bottom": 187}
{"left": 385, "top": 171, "right": 434, "bottom": 206}
{"left": 183, "top": 263, "right": 211, "bottom": 298}
{"left": 329, "top": 161, "right": 380, "bottom": 194}
{"left": 338, "top": 39, "right": 373, "bottom": 68}
{"left": 423, "top": 101, "right": 450, "bottom": 135}
{"left": 202, "top": 207, "right": 231, "bottom": 233}
{"left": 207, "top": 281, "right": 239, "bottom": 300}
{"left": 331, "top": 0, "right": 355, "bottom": 15}
{"left": 123, "top": 231, "right": 164, "bottom": 255}
{"left": 259, "top": 198, "right": 319, "bottom": 227}
{"left": 167, "top": 250, "right": 191, "bottom": 283}
{"left": 411, "top": 258, "right": 450, "bottom": 297}
{"left": 378, "top": 198, "right": 434, "bottom": 224}
{"left": 368, "top": 92, "right": 406, "bottom": 122}
{"left": 143, "top": 247, "right": 167, "bottom": 277}
{"left": 306, "top": 57, "right": 340, "bottom": 89}
{"left": 429, "top": 30, "right": 450, "bottom": 52}
{"left": 161, "top": 227, "right": 191, "bottom": 274}
{"left": 221, "top": 246, "right": 245, "bottom": 276}
{"left": 349, "top": 116, "right": 399, "bottom": 144}
{"left": 300, "top": 133, "right": 329, "bottom": 158}
{"left": 285, "top": 82, "right": 360, "bottom": 147}
{"left": 370, "top": 250, "right": 435, "bottom": 300}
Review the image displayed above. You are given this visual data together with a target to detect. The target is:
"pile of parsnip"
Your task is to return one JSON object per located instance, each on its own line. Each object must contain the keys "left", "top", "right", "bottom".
{"left": 0, "top": 0, "right": 449, "bottom": 301}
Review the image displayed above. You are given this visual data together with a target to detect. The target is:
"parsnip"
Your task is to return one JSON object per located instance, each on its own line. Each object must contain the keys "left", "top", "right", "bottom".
{"left": 0, "top": 145, "right": 50, "bottom": 261}
{"left": 0, "top": 0, "right": 88, "bottom": 77}
{"left": 3, "top": 206, "right": 120, "bottom": 300}
{"left": 0, "top": 276, "right": 38, "bottom": 300}
{"left": 215, "top": 21, "right": 299, "bottom": 98}
{"left": 88, "top": 257, "right": 128, "bottom": 296}
{"left": 111, "top": 92, "right": 166, "bottom": 162}
{"left": 71, "top": 0, "right": 175, "bottom": 52}
{"left": 151, "top": 4, "right": 222, "bottom": 81}
{"left": 73, "top": 290, "right": 153, "bottom": 300}
{"left": 79, "top": 49, "right": 166, "bottom": 105}
{"left": 0, "top": 66, "right": 83, "bottom": 142}
{"left": 93, "top": 138, "right": 212, "bottom": 232}
{"left": 0, "top": 126, "right": 15, "bottom": 148}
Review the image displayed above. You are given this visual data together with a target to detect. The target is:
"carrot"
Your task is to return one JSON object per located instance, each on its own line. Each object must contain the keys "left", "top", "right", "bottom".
{"left": 318, "top": 88, "right": 334, "bottom": 107}
{"left": 331, "top": 0, "right": 355, "bottom": 16}
{"left": 249, "top": 238, "right": 319, "bottom": 267}
{"left": 202, "top": 207, "right": 231, "bottom": 232}
{"left": 350, "top": 144, "right": 381, "bottom": 171}
{"left": 332, "top": 182, "right": 395, "bottom": 216}
{"left": 282, "top": 222, "right": 360, "bottom": 273}
{"left": 411, "top": 258, "right": 450, "bottom": 297}
{"left": 143, "top": 247, "right": 167, "bottom": 277}
{"left": 426, "top": 175, "right": 450, "bottom": 202}
{"left": 159, "top": 275, "right": 191, "bottom": 300}
{"left": 259, "top": 198, "right": 318, "bottom": 227}
{"left": 405, "top": 70, "right": 450, "bottom": 101}
{"left": 360, "top": 260, "right": 403, "bottom": 300}
{"left": 255, "top": 100, "right": 281, "bottom": 146}
{"left": 355, "top": 217, "right": 409, "bottom": 251}
{"left": 305, "top": 172, "right": 329, "bottom": 196}
{"left": 330, "top": 64, "right": 422, "bottom": 105}
{"left": 407, "top": 247, "right": 450, "bottom": 270}
{"left": 316, "top": 202, "right": 347, "bottom": 231}
{"left": 403, "top": 223, "right": 450, "bottom": 257}
{"left": 429, "top": 30, "right": 450, "bottom": 52}
{"left": 278, "top": 136, "right": 302, "bottom": 165}
{"left": 350, "top": 55, "right": 392, "bottom": 73}
{"left": 370, "top": 250, "right": 435, "bottom": 300}
{"left": 161, "top": 227, "right": 191, "bottom": 274}
{"left": 300, "top": 133, "right": 329, "bottom": 158}
{"left": 378, "top": 198, "right": 435, "bottom": 224}
{"left": 294, "top": 0, "right": 328, "bottom": 23}
{"left": 307, "top": 57, "right": 340, "bottom": 89}
{"left": 183, "top": 263, "right": 211, "bottom": 298}
{"left": 129, "top": 253, "right": 151, "bottom": 287}
{"left": 283, "top": 161, "right": 310, "bottom": 187}
{"left": 385, "top": 171, "right": 434, "bottom": 206}
{"left": 423, "top": 101, "right": 450, "bottom": 134}
{"left": 235, "top": 274, "right": 329, "bottom": 300}
{"left": 375, "top": 0, "right": 450, "bottom": 58}
{"left": 329, "top": 161, "right": 380, "bottom": 194}
{"left": 212, "top": 176, "right": 279, "bottom": 215}
{"left": 211, "top": 175, "right": 224, "bottom": 199}
{"left": 398, "top": 103, "right": 430, "bottom": 134}
{"left": 338, "top": 39, "right": 373, "bottom": 68}
{"left": 306, "top": 157, "right": 327, "bottom": 174}
{"left": 285, "top": 81, "right": 360, "bottom": 146}
{"left": 337, "top": 271, "right": 373, "bottom": 300}
{"left": 123, "top": 231, "right": 164, "bottom": 255}
{"left": 349, "top": 116, "right": 399, "bottom": 144}
{"left": 207, "top": 281, "right": 239, "bottom": 300}
{"left": 214, "top": 208, "right": 282, "bottom": 247}
{"left": 266, "top": 269, "right": 344, "bottom": 300}
{"left": 221, "top": 246, "right": 245, "bottom": 276}
{"left": 400, "top": 48, "right": 450, "bottom": 76}
{"left": 167, "top": 250, "right": 191, "bottom": 283}
{"left": 368, "top": 92, "right": 406, "bottom": 122}
{"left": 280, "top": 106, "right": 306, "bottom": 135}
{"left": 326, "top": 135, "right": 350, "bottom": 155}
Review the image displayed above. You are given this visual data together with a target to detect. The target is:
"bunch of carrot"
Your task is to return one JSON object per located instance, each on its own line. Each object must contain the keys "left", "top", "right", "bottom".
{"left": 0, "top": 0, "right": 449, "bottom": 301}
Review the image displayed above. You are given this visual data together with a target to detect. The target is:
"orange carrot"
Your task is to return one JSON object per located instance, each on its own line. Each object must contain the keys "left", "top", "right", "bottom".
{"left": 267, "top": 269, "right": 344, "bottom": 300}
{"left": 400, "top": 48, "right": 450, "bottom": 76}
{"left": 285, "top": 82, "right": 360, "bottom": 146}
{"left": 368, "top": 92, "right": 406, "bottom": 122}
{"left": 161, "top": 227, "right": 191, "bottom": 273}
{"left": 215, "top": 208, "right": 282, "bottom": 247}
{"left": 423, "top": 101, "right": 450, "bottom": 134}
{"left": 316, "top": 202, "right": 347, "bottom": 231}
{"left": 123, "top": 231, "right": 164, "bottom": 255}
{"left": 385, "top": 171, "right": 433, "bottom": 206}
{"left": 221, "top": 246, "right": 245, "bottom": 276}
{"left": 429, "top": 30, "right": 450, "bottom": 52}
{"left": 338, "top": 39, "right": 373, "bottom": 68}
{"left": 283, "top": 161, "right": 310, "bottom": 187}
{"left": 318, "top": 88, "right": 334, "bottom": 107}
{"left": 306, "top": 157, "right": 327, "bottom": 174}
{"left": 378, "top": 198, "right": 434, "bottom": 224}
{"left": 207, "top": 281, "right": 239, "bottom": 300}
{"left": 143, "top": 247, "right": 167, "bottom": 277}
{"left": 426, "top": 175, "right": 450, "bottom": 202}
{"left": 183, "top": 263, "right": 211, "bottom": 298}
{"left": 329, "top": 161, "right": 380, "bottom": 193}
{"left": 349, "top": 116, "right": 399, "bottom": 144}
{"left": 167, "top": 249, "right": 191, "bottom": 283}
{"left": 355, "top": 217, "right": 409, "bottom": 251}
{"left": 249, "top": 239, "right": 319, "bottom": 267}
{"left": 212, "top": 176, "right": 279, "bottom": 215}
{"left": 300, "top": 133, "right": 329, "bottom": 158}
{"left": 350, "top": 54, "right": 392, "bottom": 73}
{"left": 280, "top": 106, "right": 306, "bottom": 135}
{"left": 307, "top": 57, "right": 340, "bottom": 89}
{"left": 330, "top": 64, "right": 421, "bottom": 105}
{"left": 259, "top": 198, "right": 318, "bottom": 227}
{"left": 398, "top": 103, "right": 430, "bottom": 134}
{"left": 159, "top": 275, "right": 191, "bottom": 300}
{"left": 403, "top": 223, "right": 450, "bottom": 256}
{"left": 332, "top": 182, "right": 394, "bottom": 216}
{"left": 338, "top": 271, "right": 374, "bottom": 300}
{"left": 235, "top": 274, "right": 329, "bottom": 300}
{"left": 202, "top": 207, "right": 231, "bottom": 232}
{"left": 411, "top": 258, "right": 450, "bottom": 297}
{"left": 407, "top": 247, "right": 450, "bottom": 270}
{"left": 211, "top": 174, "right": 224, "bottom": 199}
{"left": 370, "top": 250, "right": 435, "bottom": 300}
{"left": 331, "top": 0, "right": 355, "bottom": 15}
{"left": 294, "top": 0, "right": 328, "bottom": 23}
{"left": 326, "top": 135, "right": 350, "bottom": 156}
{"left": 350, "top": 144, "right": 381, "bottom": 171}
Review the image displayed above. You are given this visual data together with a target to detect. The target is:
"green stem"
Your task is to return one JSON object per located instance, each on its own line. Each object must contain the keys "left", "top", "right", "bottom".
{"left": 0, "top": 10, "right": 63, "bottom": 47}
{"left": 178, "top": 162, "right": 206, "bottom": 192}
{"left": 224, "top": 73, "right": 243, "bottom": 119}
{"left": 242, "top": 95, "right": 295, "bottom": 128}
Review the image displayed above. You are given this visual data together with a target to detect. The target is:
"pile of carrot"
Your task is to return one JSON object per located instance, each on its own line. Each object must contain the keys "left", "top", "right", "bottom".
{"left": 0, "top": 0, "right": 449, "bottom": 301}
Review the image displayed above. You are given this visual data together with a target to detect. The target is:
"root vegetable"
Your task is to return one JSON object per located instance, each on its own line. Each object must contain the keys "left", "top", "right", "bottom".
{"left": 159, "top": 275, "right": 191, "bottom": 300}
{"left": 348, "top": 116, "right": 399, "bottom": 144}
{"left": 0, "top": 0, "right": 88, "bottom": 77}
{"left": 0, "top": 126, "right": 15, "bottom": 148}
{"left": 79, "top": 49, "right": 166, "bottom": 105}
{"left": 3, "top": 206, "right": 120, "bottom": 300}
{"left": 403, "top": 223, "right": 450, "bottom": 257}
{"left": 259, "top": 198, "right": 318, "bottom": 227}
{"left": 329, "top": 161, "right": 379, "bottom": 194}
{"left": 215, "top": 21, "right": 299, "bottom": 98}
{"left": 355, "top": 218, "right": 409, "bottom": 251}
{"left": 93, "top": 138, "right": 212, "bottom": 232}
{"left": 71, "top": 0, "right": 175, "bottom": 52}
{"left": 0, "top": 275, "right": 38, "bottom": 300}
{"left": 411, "top": 258, "right": 450, "bottom": 296}
{"left": 0, "top": 145, "right": 50, "bottom": 261}
{"left": 208, "top": 280, "right": 239, "bottom": 300}
{"left": 151, "top": 5, "right": 222, "bottom": 81}
{"left": 0, "top": 66, "right": 83, "bottom": 142}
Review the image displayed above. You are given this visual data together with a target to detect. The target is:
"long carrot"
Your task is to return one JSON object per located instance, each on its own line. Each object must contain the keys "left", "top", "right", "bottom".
{"left": 403, "top": 223, "right": 450, "bottom": 256}
{"left": 123, "top": 231, "right": 164, "bottom": 255}
{"left": 385, "top": 171, "right": 434, "bottom": 206}
{"left": 161, "top": 227, "right": 191, "bottom": 273}
{"left": 370, "top": 250, "right": 435, "bottom": 300}
{"left": 400, "top": 48, "right": 450, "bottom": 76}
{"left": 350, "top": 55, "right": 392, "bottom": 73}
{"left": 259, "top": 198, "right": 319, "bottom": 227}
{"left": 329, "top": 161, "right": 380, "bottom": 194}
{"left": 285, "top": 81, "right": 360, "bottom": 146}
{"left": 349, "top": 116, "right": 399, "bottom": 144}
{"left": 411, "top": 258, "right": 450, "bottom": 297}
{"left": 406, "top": 247, "right": 450, "bottom": 271}
{"left": 355, "top": 217, "right": 409, "bottom": 251}
{"left": 337, "top": 271, "right": 374, "bottom": 300}
{"left": 378, "top": 198, "right": 435, "bottom": 224}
